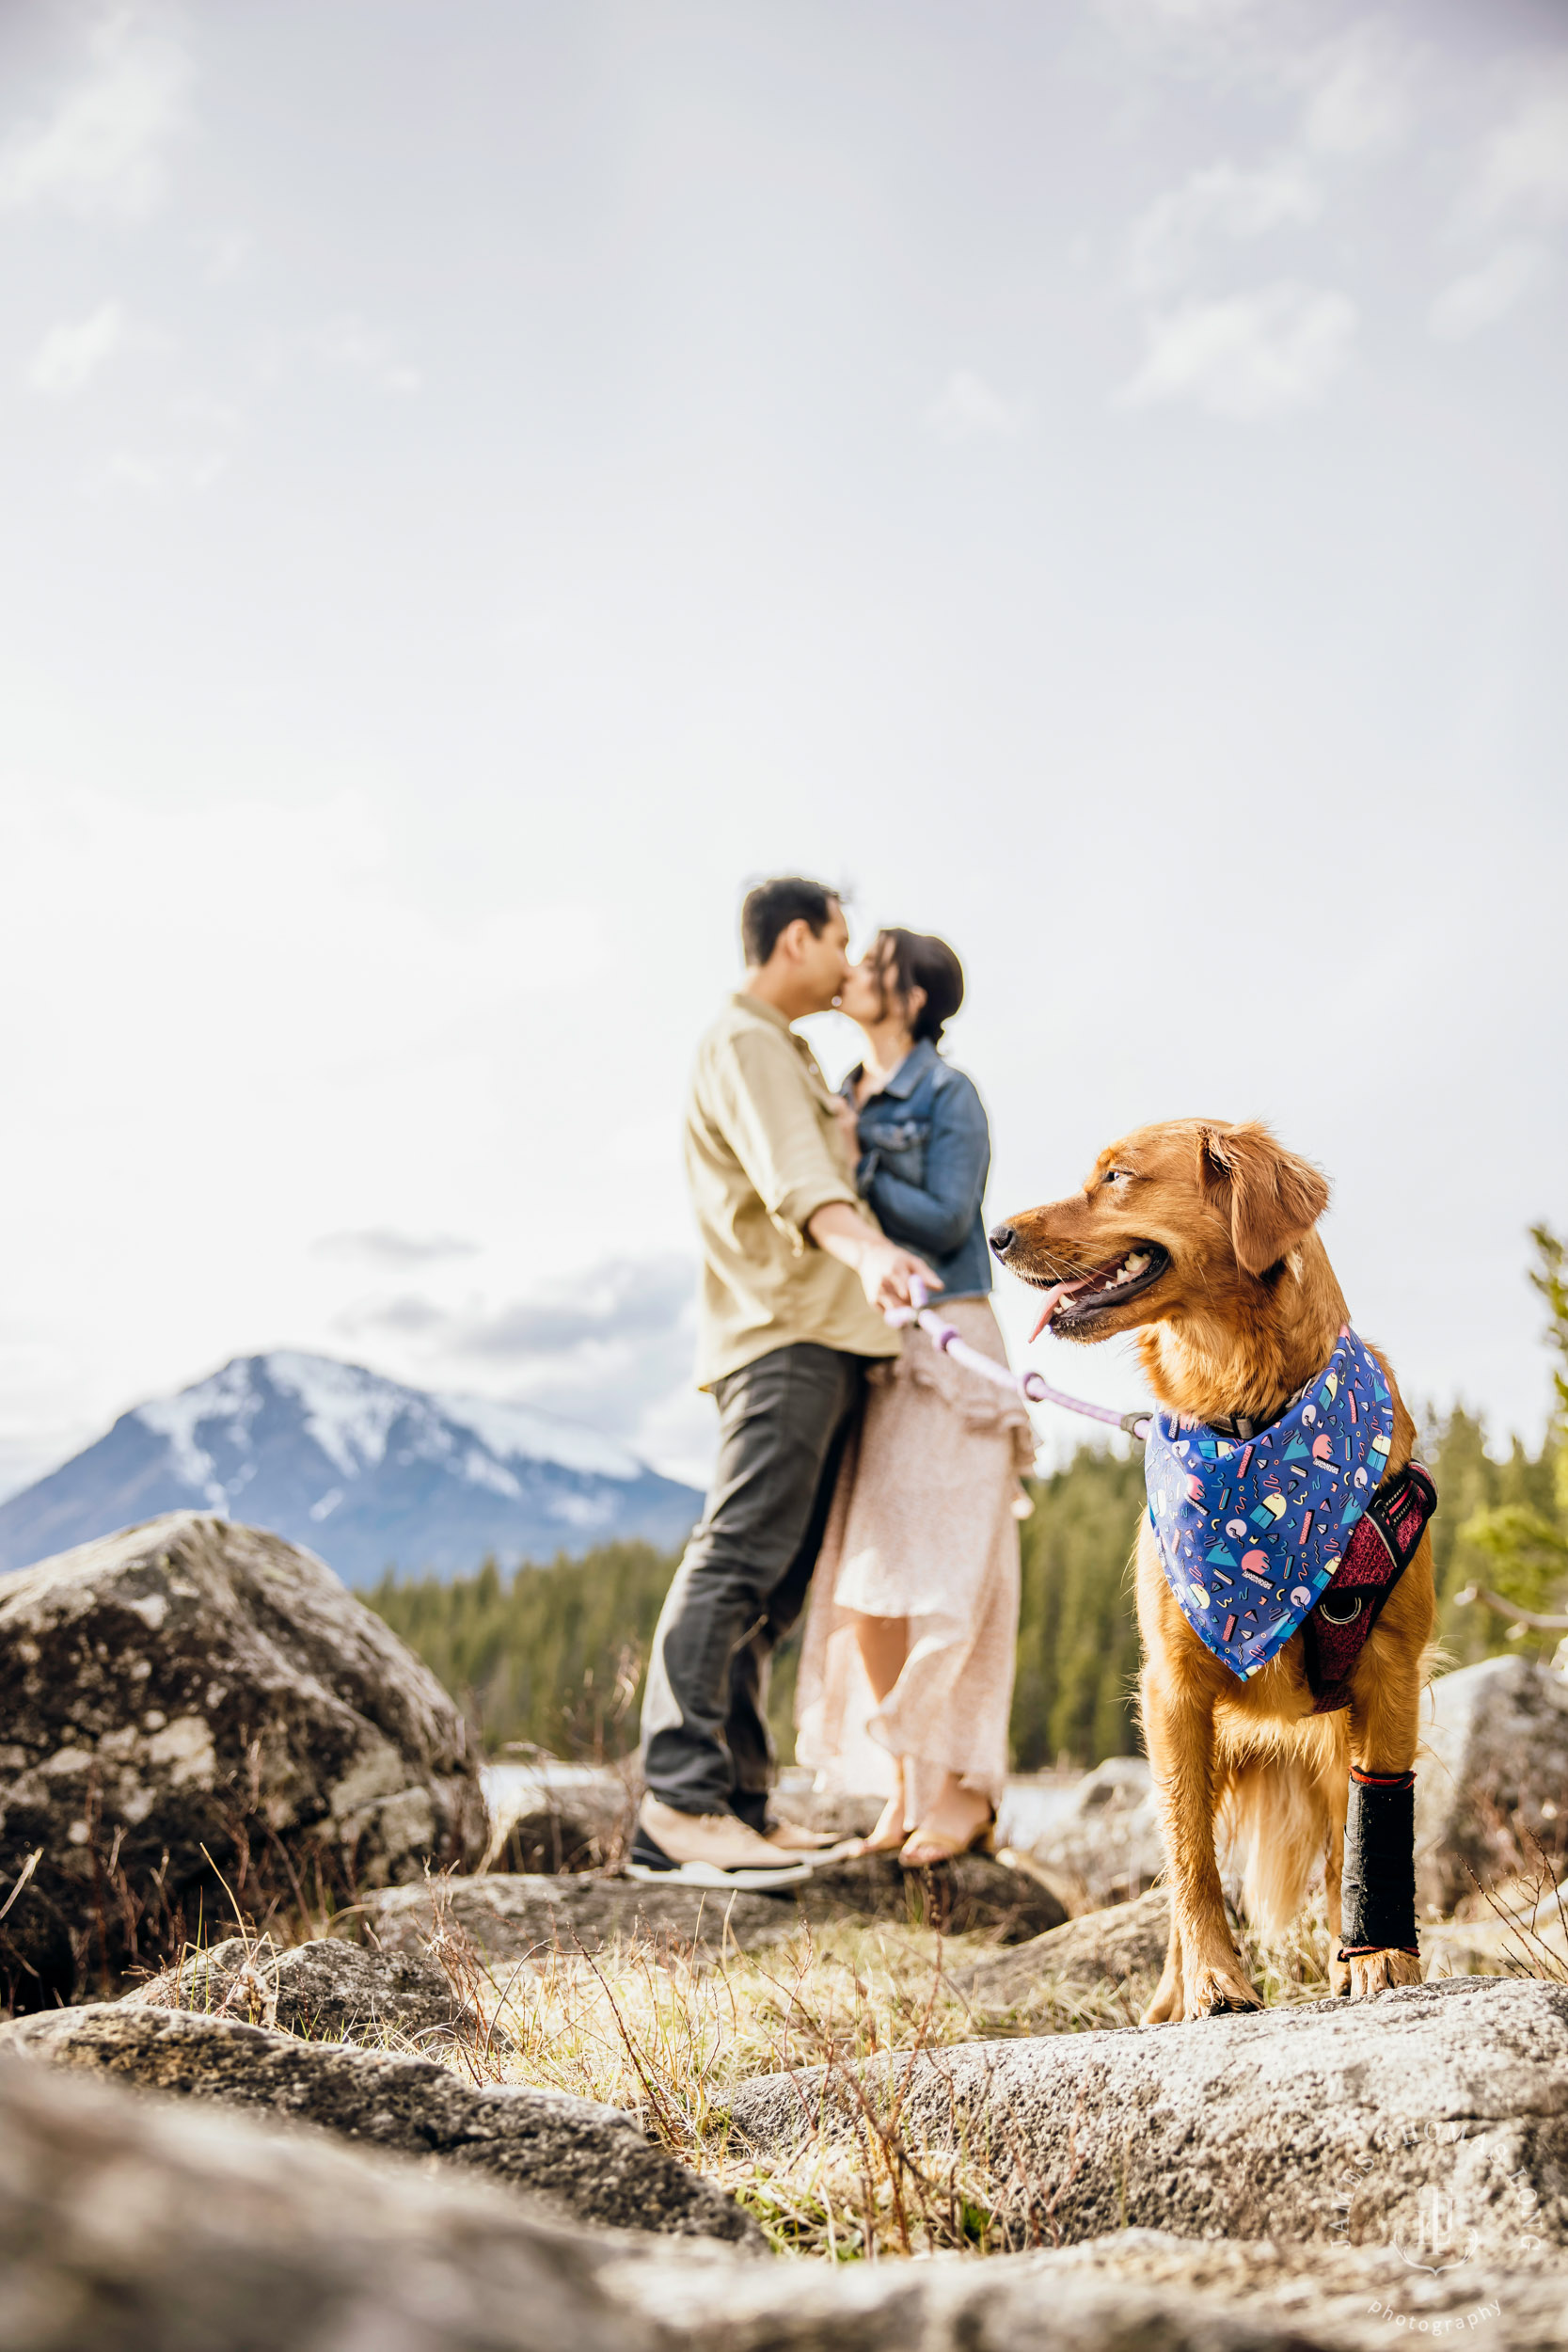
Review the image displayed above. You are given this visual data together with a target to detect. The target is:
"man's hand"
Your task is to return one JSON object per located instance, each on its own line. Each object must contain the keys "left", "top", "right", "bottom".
{"left": 807, "top": 1201, "right": 940, "bottom": 1313}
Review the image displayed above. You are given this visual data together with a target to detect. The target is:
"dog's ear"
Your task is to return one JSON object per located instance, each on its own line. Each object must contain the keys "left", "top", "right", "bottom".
{"left": 1197, "top": 1123, "right": 1330, "bottom": 1278}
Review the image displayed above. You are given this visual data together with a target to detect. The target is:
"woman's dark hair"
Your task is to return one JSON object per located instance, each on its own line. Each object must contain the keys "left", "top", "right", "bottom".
{"left": 740, "top": 876, "right": 839, "bottom": 966}
{"left": 876, "top": 928, "right": 964, "bottom": 1044}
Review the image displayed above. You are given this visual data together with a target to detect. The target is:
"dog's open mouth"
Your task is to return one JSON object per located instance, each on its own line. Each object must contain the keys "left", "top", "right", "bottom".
{"left": 1027, "top": 1244, "right": 1171, "bottom": 1339}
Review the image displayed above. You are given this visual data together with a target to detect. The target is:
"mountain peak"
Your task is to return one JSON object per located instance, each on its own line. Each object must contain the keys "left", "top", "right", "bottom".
{"left": 0, "top": 1351, "right": 697, "bottom": 1585}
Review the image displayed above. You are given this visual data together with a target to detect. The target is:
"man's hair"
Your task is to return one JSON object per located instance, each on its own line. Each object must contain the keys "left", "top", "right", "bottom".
{"left": 876, "top": 928, "right": 965, "bottom": 1044}
{"left": 740, "top": 876, "right": 839, "bottom": 967}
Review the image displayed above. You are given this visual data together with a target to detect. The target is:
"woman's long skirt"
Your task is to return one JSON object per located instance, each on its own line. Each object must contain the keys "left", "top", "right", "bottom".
{"left": 794, "top": 1296, "right": 1035, "bottom": 1823}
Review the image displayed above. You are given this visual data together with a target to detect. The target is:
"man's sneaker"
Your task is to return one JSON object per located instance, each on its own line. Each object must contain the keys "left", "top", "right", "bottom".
{"left": 626, "top": 1795, "right": 815, "bottom": 1889}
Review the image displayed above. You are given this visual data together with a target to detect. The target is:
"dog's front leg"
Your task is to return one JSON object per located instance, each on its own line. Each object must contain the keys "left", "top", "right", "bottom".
{"left": 1342, "top": 1646, "right": 1423, "bottom": 1999}
{"left": 1323, "top": 1786, "right": 1349, "bottom": 1998}
{"left": 1141, "top": 1660, "right": 1262, "bottom": 2022}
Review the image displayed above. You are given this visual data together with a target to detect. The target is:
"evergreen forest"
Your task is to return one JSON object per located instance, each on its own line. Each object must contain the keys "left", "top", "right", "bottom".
{"left": 364, "top": 1230, "right": 1568, "bottom": 1770}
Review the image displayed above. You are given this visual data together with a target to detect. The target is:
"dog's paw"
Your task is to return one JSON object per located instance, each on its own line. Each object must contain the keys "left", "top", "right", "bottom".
{"left": 1183, "top": 1963, "right": 1264, "bottom": 2020}
{"left": 1348, "top": 1947, "right": 1421, "bottom": 1998}
{"left": 1329, "top": 1956, "right": 1352, "bottom": 1999}
{"left": 1141, "top": 1970, "right": 1183, "bottom": 2026}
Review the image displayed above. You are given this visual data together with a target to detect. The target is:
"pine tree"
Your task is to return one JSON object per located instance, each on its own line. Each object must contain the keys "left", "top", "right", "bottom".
{"left": 1450, "top": 1225, "right": 1568, "bottom": 1643}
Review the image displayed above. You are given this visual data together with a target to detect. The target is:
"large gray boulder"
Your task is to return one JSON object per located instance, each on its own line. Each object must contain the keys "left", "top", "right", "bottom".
{"left": 1, "top": 2001, "right": 756, "bottom": 2246}
{"left": 6, "top": 2051, "right": 1566, "bottom": 2352}
{"left": 122, "top": 1932, "right": 501, "bottom": 2048}
{"left": 0, "top": 1513, "right": 487, "bottom": 2006}
{"left": 0, "top": 2051, "right": 658, "bottom": 2352}
{"left": 728, "top": 1975, "right": 1568, "bottom": 2260}
{"left": 1416, "top": 1656, "right": 1568, "bottom": 1916}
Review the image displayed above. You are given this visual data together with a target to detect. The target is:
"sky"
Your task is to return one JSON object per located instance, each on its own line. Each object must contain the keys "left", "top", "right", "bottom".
{"left": 1, "top": 0, "right": 1564, "bottom": 1501}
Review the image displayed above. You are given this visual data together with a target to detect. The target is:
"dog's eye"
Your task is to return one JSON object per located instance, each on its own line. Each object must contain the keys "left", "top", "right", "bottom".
{"left": 1103, "top": 1168, "right": 1129, "bottom": 1185}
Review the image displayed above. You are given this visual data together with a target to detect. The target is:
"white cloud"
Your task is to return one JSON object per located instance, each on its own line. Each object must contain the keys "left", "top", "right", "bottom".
{"left": 924, "top": 369, "right": 1025, "bottom": 442}
{"left": 335, "top": 1254, "right": 698, "bottom": 1454}
{"left": 1429, "top": 243, "right": 1551, "bottom": 341}
{"left": 0, "top": 12, "right": 192, "bottom": 222}
{"left": 1295, "top": 24, "right": 1414, "bottom": 159}
{"left": 318, "top": 314, "right": 422, "bottom": 395}
{"left": 27, "top": 300, "right": 130, "bottom": 397}
{"left": 1118, "top": 281, "right": 1357, "bottom": 420}
{"left": 1476, "top": 68, "right": 1568, "bottom": 224}
{"left": 313, "top": 1231, "right": 481, "bottom": 1265}
{"left": 1127, "top": 161, "right": 1321, "bottom": 296}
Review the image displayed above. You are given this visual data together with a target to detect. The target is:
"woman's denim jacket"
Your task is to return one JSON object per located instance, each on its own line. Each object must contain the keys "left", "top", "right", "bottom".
{"left": 843, "top": 1037, "right": 994, "bottom": 1298}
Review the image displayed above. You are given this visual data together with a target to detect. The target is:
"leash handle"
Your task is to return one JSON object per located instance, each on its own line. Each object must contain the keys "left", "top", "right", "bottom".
{"left": 891, "top": 1277, "right": 1148, "bottom": 1441}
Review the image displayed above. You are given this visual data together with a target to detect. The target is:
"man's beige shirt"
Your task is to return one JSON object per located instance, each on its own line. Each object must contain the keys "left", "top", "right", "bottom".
{"left": 686, "top": 992, "right": 900, "bottom": 1388}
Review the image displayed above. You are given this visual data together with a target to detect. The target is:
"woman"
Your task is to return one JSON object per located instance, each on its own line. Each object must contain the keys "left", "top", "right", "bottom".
{"left": 794, "top": 928, "right": 1034, "bottom": 1866}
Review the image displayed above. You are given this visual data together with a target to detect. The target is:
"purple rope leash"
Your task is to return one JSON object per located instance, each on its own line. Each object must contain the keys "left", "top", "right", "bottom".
{"left": 887, "top": 1280, "right": 1151, "bottom": 1442}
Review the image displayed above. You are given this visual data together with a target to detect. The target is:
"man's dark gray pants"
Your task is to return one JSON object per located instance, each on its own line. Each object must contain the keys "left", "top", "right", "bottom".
{"left": 641, "top": 1343, "right": 865, "bottom": 1831}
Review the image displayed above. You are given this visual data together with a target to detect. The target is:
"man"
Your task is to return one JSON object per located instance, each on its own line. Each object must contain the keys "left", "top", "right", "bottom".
{"left": 633, "top": 877, "right": 937, "bottom": 1885}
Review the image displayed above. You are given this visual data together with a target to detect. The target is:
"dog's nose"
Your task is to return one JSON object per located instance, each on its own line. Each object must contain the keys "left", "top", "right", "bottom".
{"left": 988, "top": 1221, "right": 1016, "bottom": 1261}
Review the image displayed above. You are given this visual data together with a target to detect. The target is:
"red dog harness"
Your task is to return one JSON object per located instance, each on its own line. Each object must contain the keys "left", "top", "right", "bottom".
{"left": 1302, "top": 1459, "right": 1436, "bottom": 1712}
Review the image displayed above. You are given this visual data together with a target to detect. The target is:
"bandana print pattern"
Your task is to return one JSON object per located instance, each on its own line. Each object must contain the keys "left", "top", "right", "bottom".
{"left": 1144, "top": 1326, "right": 1395, "bottom": 1682}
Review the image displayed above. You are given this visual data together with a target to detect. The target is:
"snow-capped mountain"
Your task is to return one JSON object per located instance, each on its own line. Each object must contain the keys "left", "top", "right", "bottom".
{"left": 0, "top": 1352, "right": 701, "bottom": 1585}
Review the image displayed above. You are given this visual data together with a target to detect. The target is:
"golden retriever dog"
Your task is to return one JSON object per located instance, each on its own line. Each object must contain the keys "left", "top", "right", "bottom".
{"left": 990, "top": 1120, "right": 1434, "bottom": 2022}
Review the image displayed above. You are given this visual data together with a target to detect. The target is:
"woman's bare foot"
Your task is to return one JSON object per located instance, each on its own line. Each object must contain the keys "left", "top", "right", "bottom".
{"left": 847, "top": 1787, "right": 908, "bottom": 1858}
{"left": 899, "top": 1777, "right": 993, "bottom": 1867}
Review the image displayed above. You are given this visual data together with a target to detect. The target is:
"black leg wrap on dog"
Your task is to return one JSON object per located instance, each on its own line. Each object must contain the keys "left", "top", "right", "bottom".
{"left": 1338, "top": 1768, "right": 1418, "bottom": 1960}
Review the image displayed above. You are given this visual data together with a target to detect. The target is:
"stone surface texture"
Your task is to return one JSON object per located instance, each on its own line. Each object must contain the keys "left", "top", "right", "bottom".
{"left": 1, "top": 2001, "right": 757, "bottom": 2246}
{"left": 6, "top": 2051, "right": 1566, "bottom": 2352}
{"left": 728, "top": 1975, "right": 1568, "bottom": 2260}
{"left": 122, "top": 1931, "right": 499, "bottom": 2046}
{"left": 1415, "top": 1657, "right": 1568, "bottom": 1916}
{"left": 954, "top": 1886, "right": 1172, "bottom": 2013}
{"left": 613, "top": 2229, "right": 1567, "bottom": 2351}
{"left": 0, "top": 1513, "right": 487, "bottom": 2005}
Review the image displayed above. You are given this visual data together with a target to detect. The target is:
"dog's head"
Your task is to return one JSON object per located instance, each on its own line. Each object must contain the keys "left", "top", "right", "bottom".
{"left": 990, "top": 1120, "right": 1331, "bottom": 1349}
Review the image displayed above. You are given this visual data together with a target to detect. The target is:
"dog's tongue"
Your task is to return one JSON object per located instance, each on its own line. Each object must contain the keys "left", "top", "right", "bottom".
{"left": 1028, "top": 1283, "right": 1072, "bottom": 1342}
{"left": 1029, "top": 1271, "right": 1102, "bottom": 1341}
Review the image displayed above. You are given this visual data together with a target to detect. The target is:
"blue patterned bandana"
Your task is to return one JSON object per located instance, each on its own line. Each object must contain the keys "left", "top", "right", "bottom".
{"left": 1145, "top": 1326, "right": 1395, "bottom": 1681}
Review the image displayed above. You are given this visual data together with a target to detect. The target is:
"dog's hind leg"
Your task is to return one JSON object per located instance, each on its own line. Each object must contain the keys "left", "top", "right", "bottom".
{"left": 1140, "top": 1659, "right": 1262, "bottom": 2023}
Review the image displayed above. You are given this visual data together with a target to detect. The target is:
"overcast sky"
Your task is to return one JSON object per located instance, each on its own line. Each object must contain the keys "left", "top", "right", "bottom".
{"left": 1, "top": 0, "right": 1564, "bottom": 1500}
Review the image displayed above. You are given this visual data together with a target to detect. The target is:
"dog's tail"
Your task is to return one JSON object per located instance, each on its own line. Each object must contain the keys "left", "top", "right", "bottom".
{"left": 1221, "top": 1751, "right": 1332, "bottom": 1936}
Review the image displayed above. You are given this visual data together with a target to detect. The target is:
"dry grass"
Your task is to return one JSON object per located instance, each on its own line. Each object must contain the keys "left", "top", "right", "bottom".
{"left": 411, "top": 1895, "right": 1342, "bottom": 2261}
{"left": 166, "top": 1861, "right": 1565, "bottom": 2264}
